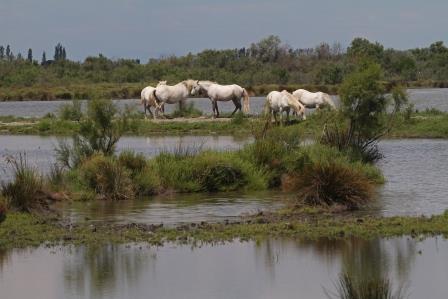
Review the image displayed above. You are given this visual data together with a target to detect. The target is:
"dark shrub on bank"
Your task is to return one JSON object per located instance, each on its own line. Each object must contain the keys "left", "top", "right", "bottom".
{"left": 1, "top": 155, "right": 45, "bottom": 212}
{"left": 80, "top": 154, "right": 135, "bottom": 200}
{"left": 118, "top": 151, "right": 147, "bottom": 174}
{"left": 0, "top": 197, "right": 7, "bottom": 223}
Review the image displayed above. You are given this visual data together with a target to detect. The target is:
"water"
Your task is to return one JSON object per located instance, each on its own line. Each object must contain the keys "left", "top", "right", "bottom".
{"left": 1, "top": 136, "right": 448, "bottom": 219}
{"left": 1, "top": 88, "right": 447, "bottom": 118}
{"left": 0, "top": 135, "right": 251, "bottom": 178}
{"left": 58, "top": 191, "right": 286, "bottom": 226}
{"left": 0, "top": 236, "right": 447, "bottom": 299}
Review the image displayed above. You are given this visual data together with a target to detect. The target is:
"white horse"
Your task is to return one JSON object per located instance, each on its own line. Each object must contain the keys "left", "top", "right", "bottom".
{"left": 197, "top": 81, "right": 250, "bottom": 118}
{"left": 153, "top": 79, "right": 200, "bottom": 117}
{"left": 292, "top": 89, "right": 336, "bottom": 109}
{"left": 141, "top": 81, "right": 166, "bottom": 118}
{"left": 265, "top": 90, "right": 306, "bottom": 125}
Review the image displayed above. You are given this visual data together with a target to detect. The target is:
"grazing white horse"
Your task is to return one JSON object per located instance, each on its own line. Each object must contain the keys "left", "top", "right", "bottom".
{"left": 292, "top": 89, "right": 336, "bottom": 109}
{"left": 153, "top": 79, "right": 200, "bottom": 117}
{"left": 197, "top": 81, "right": 250, "bottom": 117}
{"left": 265, "top": 90, "right": 306, "bottom": 125}
{"left": 141, "top": 81, "right": 166, "bottom": 118}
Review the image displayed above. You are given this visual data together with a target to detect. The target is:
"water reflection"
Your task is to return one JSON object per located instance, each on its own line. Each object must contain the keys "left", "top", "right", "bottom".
{"left": 58, "top": 191, "right": 287, "bottom": 226}
{"left": 1, "top": 237, "right": 446, "bottom": 299}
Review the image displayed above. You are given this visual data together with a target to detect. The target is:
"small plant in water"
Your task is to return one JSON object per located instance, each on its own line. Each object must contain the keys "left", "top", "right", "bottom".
{"left": 325, "top": 272, "right": 406, "bottom": 299}
{"left": 1, "top": 154, "right": 45, "bottom": 212}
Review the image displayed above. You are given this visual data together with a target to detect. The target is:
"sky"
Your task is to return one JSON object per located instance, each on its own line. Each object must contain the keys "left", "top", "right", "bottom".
{"left": 1, "top": 0, "right": 448, "bottom": 61}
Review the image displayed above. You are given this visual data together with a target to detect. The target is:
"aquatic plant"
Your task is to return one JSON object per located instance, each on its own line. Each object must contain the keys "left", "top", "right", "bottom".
{"left": 288, "top": 145, "right": 377, "bottom": 209}
{"left": 326, "top": 272, "right": 406, "bottom": 299}
{"left": 79, "top": 154, "right": 135, "bottom": 200}
{"left": 58, "top": 99, "right": 83, "bottom": 121}
{"left": 1, "top": 154, "right": 45, "bottom": 212}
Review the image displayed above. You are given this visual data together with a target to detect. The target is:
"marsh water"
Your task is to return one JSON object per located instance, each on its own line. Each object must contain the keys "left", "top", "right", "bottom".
{"left": 1, "top": 135, "right": 448, "bottom": 221}
{"left": 1, "top": 236, "right": 448, "bottom": 299}
{"left": 1, "top": 88, "right": 448, "bottom": 117}
{"left": 1, "top": 89, "right": 448, "bottom": 298}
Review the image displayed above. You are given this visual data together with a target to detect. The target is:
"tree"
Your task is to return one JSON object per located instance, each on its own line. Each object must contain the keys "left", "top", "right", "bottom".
{"left": 27, "top": 48, "right": 33, "bottom": 62}
{"left": 250, "top": 35, "right": 282, "bottom": 62}
{"left": 5, "top": 45, "right": 13, "bottom": 61}
{"left": 0, "top": 46, "right": 4, "bottom": 60}
{"left": 322, "top": 60, "right": 407, "bottom": 162}
{"left": 41, "top": 51, "right": 46, "bottom": 65}
{"left": 347, "top": 38, "right": 384, "bottom": 62}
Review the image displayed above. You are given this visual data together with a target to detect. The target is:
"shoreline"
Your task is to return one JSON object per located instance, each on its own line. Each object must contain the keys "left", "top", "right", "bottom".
{"left": 1, "top": 83, "right": 447, "bottom": 102}
{"left": 1, "top": 112, "right": 448, "bottom": 138}
{"left": 1, "top": 209, "right": 448, "bottom": 250}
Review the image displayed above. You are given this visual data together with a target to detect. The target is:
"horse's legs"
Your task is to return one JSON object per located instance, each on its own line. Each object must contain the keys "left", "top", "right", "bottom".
{"left": 215, "top": 101, "right": 220, "bottom": 118}
{"left": 273, "top": 111, "right": 279, "bottom": 125}
{"left": 231, "top": 98, "right": 241, "bottom": 116}
{"left": 286, "top": 109, "right": 290, "bottom": 124}
{"left": 147, "top": 106, "right": 154, "bottom": 119}
{"left": 210, "top": 99, "right": 216, "bottom": 118}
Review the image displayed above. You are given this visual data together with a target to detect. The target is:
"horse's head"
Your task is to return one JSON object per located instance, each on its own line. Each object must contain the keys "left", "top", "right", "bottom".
{"left": 190, "top": 80, "right": 201, "bottom": 96}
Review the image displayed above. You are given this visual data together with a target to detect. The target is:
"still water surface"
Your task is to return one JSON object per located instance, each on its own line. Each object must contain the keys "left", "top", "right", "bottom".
{"left": 1, "top": 136, "right": 448, "bottom": 220}
{"left": 1, "top": 88, "right": 448, "bottom": 117}
{"left": 0, "top": 236, "right": 447, "bottom": 299}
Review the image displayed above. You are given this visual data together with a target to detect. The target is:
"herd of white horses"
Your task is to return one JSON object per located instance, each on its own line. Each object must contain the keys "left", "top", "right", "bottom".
{"left": 141, "top": 80, "right": 336, "bottom": 124}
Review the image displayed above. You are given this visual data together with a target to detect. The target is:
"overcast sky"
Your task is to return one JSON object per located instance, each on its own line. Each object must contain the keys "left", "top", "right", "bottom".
{"left": 1, "top": 0, "right": 447, "bottom": 61}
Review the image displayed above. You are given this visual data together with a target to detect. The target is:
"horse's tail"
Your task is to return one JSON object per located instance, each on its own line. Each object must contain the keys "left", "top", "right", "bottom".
{"left": 141, "top": 89, "right": 146, "bottom": 106}
{"left": 323, "top": 93, "right": 336, "bottom": 109}
{"left": 242, "top": 88, "right": 250, "bottom": 113}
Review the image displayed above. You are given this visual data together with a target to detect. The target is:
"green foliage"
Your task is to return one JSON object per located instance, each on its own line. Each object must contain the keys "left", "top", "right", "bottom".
{"left": 291, "top": 145, "right": 376, "bottom": 209}
{"left": 323, "top": 61, "right": 407, "bottom": 163}
{"left": 58, "top": 99, "right": 82, "bottom": 121}
{"left": 1, "top": 155, "right": 45, "bottom": 212}
{"left": 55, "top": 99, "right": 128, "bottom": 168}
{"left": 0, "top": 196, "right": 7, "bottom": 223}
{"left": 79, "top": 154, "right": 135, "bottom": 200}
{"left": 1, "top": 38, "right": 448, "bottom": 101}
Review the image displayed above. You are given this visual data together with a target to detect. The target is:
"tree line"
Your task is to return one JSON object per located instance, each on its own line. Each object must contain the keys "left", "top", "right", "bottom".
{"left": 0, "top": 36, "right": 447, "bottom": 88}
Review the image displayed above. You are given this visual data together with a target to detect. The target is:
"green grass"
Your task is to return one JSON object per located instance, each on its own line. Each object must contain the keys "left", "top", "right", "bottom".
{"left": 2, "top": 110, "right": 448, "bottom": 138}
{"left": 2, "top": 210, "right": 448, "bottom": 249}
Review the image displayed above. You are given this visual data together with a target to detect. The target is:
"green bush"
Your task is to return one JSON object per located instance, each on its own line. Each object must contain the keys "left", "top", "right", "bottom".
{"left": 0, "top": 196, "right": 7, "bottom": 223}
{"left": 118, "top": 150, "right": 147, "bottom": 175}
{"left": 58, "top": 99, "right": 82, "bottom": 121}
{"left": 289, "top": 145, "right": 376, "bottom": 209}
{"left": 79, "top": 154, "right": 135, "bottom": 200}
{"left": 133, "top": 166, "right": 161, "bottom": 195}
{"left": 149, "top": 150, "right": 267, "bottom": 193}
{"left": 1, "top": 155, "right": 44, "bottom": 212}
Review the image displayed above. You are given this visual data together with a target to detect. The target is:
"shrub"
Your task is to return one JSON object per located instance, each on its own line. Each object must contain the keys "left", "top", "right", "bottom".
{"left": 80, "top": 154, "right": 134, "bottom": 200}
{"left": 199, "top": 164, "right": 245, "bottom": 192}
{"left": 0, "top": 196, "right": 7, "bottom": 223}
{"left": 133, "top": 166, "right": 161, "bottom": 195}
{"left": 46, "top": 164, "right": 66, "bottom": 190}
{"left": 294, "top": 163, "right": 374, "bottom": 210}
{"left": 286, "top": 145, "right": 377, "bottom": 209}
{"left": 58, "top": 99, "right": 82, "bottom": 121}
{"left": 118, "top": 150, "right": 147, "bottom": 175}
{"left": 1, "top": 155, "right": 45, "bottom": 212}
